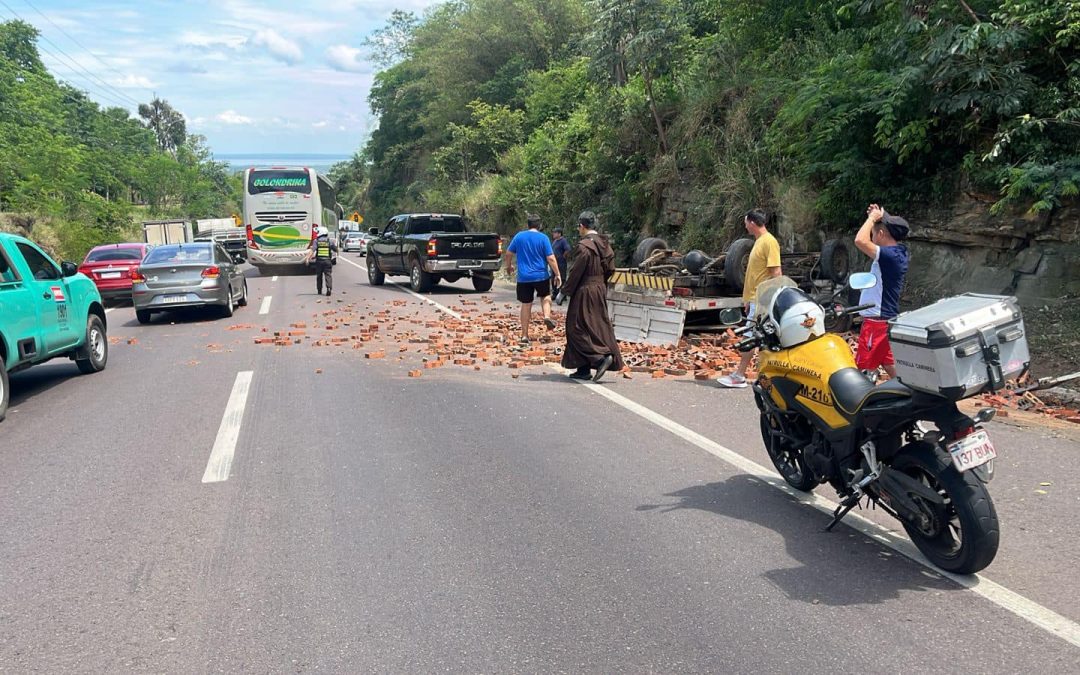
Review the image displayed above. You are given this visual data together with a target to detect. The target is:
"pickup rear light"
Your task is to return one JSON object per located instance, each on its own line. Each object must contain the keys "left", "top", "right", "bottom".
{"left": 497, "top": 238, "right": 503, "bottom": 256}
{"left": 201, "top": 266, "right": 220, "bottom": 279}
{"left": 130, "top": 269, "right": 146, "bottom": 283}
{"left": 427, "top": 239, "right": 438, "bottom": 257}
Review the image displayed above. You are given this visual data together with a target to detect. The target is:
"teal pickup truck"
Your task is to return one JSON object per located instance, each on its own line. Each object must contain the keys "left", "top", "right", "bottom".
{"left": 0, "top": 233, "right": 109, "bottom": 422}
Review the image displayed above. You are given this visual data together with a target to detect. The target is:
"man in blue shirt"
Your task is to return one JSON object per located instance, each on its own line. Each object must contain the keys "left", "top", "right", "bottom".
{"left": 505, "top": 213, "right": 562, "bottom": 343}
{"left": 854, "top": 203, "right": 911, "bottom": 379}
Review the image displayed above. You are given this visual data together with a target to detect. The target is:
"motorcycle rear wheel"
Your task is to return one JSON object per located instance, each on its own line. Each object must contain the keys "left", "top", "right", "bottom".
{"left": 891, "top": 441, "right": 1000, "bottom": 574}
{"left": 759, "top": 413, "right": 816, "bottom": 492}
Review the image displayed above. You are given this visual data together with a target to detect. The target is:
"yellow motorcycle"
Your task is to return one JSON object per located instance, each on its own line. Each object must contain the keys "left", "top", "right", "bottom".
{"left": 738, "top": 275, "right": 1000, "bottom": 574}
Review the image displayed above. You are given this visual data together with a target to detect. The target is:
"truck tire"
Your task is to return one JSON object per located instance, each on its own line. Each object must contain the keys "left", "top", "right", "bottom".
{"left": 136, "top": 309, "right": 152, "bottom": 324}
{"left": 75, "top": 315, "right": 108, "bottom": 375}
{"left": 632, "top": 237, "right": 669, "bottom": 267}
{"left": 724, "top": 238, "right": 755, "bottom": 293}
{"left": 472, "top": 274, "right": 494, "bottom": 292}
{"left": 819, "top": 239, "right": 850, "bottom": 284}
{"left": 0, "top": 362, "right": 9, "bottom": 423}
{"left": 367, "top": 255, "right": 385, "bottom": 286}
{"left": 409, "top": 258, "right": 434, "bottom": 293}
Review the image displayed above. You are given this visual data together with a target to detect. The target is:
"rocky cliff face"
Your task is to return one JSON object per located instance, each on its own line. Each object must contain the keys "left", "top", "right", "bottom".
{"left": 904, "top": 198, "right": 1079, "bottom": 304}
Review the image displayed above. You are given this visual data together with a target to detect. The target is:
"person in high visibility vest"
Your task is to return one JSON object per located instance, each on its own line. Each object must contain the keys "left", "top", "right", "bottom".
{"left": 304, "top": 226, "right": 338, "bottom": 296}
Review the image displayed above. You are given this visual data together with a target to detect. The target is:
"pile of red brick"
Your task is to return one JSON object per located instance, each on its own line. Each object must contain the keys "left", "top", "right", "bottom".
{"left": 978, "top": 386, "right": 1080, "bottom": 424}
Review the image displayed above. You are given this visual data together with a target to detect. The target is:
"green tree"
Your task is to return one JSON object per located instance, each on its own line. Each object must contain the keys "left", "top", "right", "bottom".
{"left": 138, "top": 97, "right": 186, "bottom": 156}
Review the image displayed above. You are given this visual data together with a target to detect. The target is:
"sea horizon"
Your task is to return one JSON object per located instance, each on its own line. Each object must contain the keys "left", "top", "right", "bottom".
{"left": 216, "top": 153, "right": 353, "bottom": 174}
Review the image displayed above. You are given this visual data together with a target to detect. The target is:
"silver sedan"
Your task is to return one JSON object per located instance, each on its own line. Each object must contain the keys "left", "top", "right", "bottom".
{"left": 131, "top": 242, "right": 248, "bottom": 324}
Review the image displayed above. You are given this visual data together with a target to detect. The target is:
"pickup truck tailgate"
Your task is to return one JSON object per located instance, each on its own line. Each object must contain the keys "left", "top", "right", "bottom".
{"left": 431, "top": 233, "right": 499, "bottom": 259}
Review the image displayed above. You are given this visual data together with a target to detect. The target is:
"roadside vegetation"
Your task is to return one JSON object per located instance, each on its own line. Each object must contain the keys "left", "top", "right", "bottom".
{"left": 339, "top": 0, "right": 1078, "bottom": 256}
{"left": 0, "top": 20, "right": 240, "bottom": 262}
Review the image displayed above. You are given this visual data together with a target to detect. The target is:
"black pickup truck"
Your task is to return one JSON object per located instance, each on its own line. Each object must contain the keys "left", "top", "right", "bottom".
{"left": 365, "top": 213, "right": 502, "bottom": 292}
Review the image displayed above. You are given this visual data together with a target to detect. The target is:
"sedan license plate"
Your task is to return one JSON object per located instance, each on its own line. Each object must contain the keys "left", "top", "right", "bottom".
{"left": 100, "top": 271, "right": 122, "bottom": 279}
{"left": 162, "top": 294, "right": 188, "bottom": 304}
{"left": 948, "top": 430, "right": 996, "bottom": 472}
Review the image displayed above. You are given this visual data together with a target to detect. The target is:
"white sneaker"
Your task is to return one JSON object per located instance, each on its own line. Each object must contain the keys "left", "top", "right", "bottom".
{"left": 717, "top": 373, "right": 748, "bottom": 388}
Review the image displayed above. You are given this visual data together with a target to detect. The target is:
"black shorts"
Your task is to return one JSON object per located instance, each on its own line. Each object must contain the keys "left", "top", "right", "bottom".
{"left": 516, "top": 279, "right": 551, "bottom": 303}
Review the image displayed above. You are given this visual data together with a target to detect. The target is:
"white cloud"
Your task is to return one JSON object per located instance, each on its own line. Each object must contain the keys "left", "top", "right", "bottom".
{"left": 312, "top": 120, "right": 328, "bottom": 128}
{"left": 338, "top": 125, "right": 346, "bottom": 131}
{"left": 325, "top": 44, "right": 369, "bottom": 73}
{"left": 179, "top": 31, "right": 248, "bottom": 50}
{"left": 111, "top": 74, "right": 157, "bottom": 89}
{"left": 251, "top": 29, "right": 303, "bottom": 64}
{"left": 217, "top": 110, "right": 253, "bottom": 125}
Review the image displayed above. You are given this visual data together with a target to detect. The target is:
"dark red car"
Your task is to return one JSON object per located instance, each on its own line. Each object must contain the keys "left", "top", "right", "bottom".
{"left": 78, "top": 243, "right": 150, "bottom": 302}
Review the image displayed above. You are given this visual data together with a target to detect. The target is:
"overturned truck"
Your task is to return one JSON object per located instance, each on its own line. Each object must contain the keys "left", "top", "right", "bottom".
{"left": 607, "top": 236, "right": 852, "bottom": 345}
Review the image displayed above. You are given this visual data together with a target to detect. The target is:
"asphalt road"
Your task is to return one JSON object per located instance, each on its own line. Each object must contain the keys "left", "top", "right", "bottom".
{"left": 2, "top": 254, "right": 1079, "bottom": 672}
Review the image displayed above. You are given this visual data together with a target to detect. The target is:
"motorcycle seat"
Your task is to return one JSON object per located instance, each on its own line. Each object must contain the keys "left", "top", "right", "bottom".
{"left": 829, "top": 368, "right": 911, "bottom": 416}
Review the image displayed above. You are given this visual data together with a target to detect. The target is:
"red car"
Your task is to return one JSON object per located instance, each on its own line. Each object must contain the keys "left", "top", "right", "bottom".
{"left": 78, "top": 243, "right": 150, "bottom": 302}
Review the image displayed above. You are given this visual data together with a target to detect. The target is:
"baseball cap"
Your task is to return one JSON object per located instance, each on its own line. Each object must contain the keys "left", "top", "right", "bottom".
{"left": 880, "top": 211, "right": 910, "bottom": 240}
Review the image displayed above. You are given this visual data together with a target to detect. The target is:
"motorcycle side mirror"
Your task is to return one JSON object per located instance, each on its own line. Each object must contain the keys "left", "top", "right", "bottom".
{"left": 849, "top": 272, "right": 877, "bottom": 290}
{"left": 718, "top": 307, "right": 743, "bottom": 325}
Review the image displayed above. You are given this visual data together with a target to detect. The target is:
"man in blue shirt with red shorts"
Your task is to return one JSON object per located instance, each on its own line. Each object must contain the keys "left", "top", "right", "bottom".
{"left": 854, "top": 203, "right": 910, "bottom": 379}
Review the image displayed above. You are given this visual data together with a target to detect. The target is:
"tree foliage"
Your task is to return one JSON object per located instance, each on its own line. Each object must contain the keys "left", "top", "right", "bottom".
{"left": 338, "top": 0, "right": 1080, "bottom": 255}
{"left": 0, "top": 20, "right": 238, "bottom": 261}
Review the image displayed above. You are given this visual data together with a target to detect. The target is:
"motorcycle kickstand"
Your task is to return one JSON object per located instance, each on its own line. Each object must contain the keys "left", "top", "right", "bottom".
{"left": 824, "top": 494, "right": 861, "bottom": 532}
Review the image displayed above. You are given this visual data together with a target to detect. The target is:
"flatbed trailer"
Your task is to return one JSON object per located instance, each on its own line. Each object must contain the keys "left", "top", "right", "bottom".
{"left": 607, "top": 237, "right": 852, "bottom": 345}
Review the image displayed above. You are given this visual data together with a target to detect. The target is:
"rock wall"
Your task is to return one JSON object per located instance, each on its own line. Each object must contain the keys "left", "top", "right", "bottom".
{"left": 904, "top": 198, "right": 1080, "bottom": 304}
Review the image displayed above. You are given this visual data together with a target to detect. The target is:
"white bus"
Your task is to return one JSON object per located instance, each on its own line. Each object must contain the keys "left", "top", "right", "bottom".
{"left": 242, "top": 167, "right": 342, "bottom": 270}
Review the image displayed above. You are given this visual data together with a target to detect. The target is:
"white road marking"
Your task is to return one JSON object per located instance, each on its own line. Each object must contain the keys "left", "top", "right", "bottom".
{"left": 259, "top": 296, "right": 272, "bottom": 315}
{"left": 104, "top": 307, "right": 116, "bottom": 314}
{"left": 338, "top": 256, "right": 465, "bottom": 320}
{"left": 272, "top": 275, "right": 278, "bottom": 281}
{"left": 202, "top": 371, "right": 253, "bottom": 484}
{"left": 579, "top": 381, "right": 1080, "bottom": 650}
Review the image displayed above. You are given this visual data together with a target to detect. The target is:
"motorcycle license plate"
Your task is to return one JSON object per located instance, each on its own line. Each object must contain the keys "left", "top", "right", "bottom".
{"left": 948, "top": 430, "right": 997, "bottom": 472}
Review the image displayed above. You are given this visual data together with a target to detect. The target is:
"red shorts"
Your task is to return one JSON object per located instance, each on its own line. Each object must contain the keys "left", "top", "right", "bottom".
{"left": 856, "top": 318, "right": 895, "bottom": 370}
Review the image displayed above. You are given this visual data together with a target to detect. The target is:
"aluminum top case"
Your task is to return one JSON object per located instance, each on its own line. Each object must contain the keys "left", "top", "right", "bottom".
{"left": 888, "top": 293, "right": 1029, "bottom": 400}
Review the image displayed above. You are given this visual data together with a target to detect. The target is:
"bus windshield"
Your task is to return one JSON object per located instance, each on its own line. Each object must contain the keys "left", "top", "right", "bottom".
{"left": 247, "top": 170, "right": 312, "bottom": 195}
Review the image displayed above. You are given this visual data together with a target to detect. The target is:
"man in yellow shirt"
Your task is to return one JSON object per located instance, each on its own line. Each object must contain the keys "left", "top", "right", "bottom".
{"left": 718, "top": 209, "right": 781, "bottom": 388}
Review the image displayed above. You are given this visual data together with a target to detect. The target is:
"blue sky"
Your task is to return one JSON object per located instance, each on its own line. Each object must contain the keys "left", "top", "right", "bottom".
{"left": 0, "top": 0, "right": 442, "bottom": 154}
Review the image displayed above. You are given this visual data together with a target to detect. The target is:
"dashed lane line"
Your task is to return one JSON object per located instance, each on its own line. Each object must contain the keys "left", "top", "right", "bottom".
{"left": 259, "top": 296, "right": 272, "bottom": 315}
{"left": 202, "top": 371, "right": 253, "bottom": 484}
{"left": 338, "top": 256, "right": 465, "bottom": 320}
{"left": 579, "top": 380, "right": 1080, "bottom": 650}
{"left": 272, "top": 275, "right": 279, "bottom": 281}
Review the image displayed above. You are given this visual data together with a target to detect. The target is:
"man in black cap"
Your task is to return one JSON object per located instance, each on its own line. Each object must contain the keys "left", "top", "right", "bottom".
{"left": 853, "top": 203, "right": 911, "bottom": 379}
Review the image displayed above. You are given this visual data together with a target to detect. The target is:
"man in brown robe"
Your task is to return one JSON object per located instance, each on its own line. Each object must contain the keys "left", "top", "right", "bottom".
{"left": 558, "top": 212, "right": 625, "bottom": 382}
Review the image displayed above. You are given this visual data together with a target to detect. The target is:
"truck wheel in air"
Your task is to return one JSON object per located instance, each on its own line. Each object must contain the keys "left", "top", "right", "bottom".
{"left": 367, "top": 255, "right": 385, "bottom": 286}
{"left": 819, "top": 239, "right": 850, "bottom": 284}
{"left": 632, "top": 237, "right": 669, "bottom": 267}
{"left": 472, "top": 274, "right": 494, "bottom": 292}
{"left": 410, "top": 258, "right": 434, "bottom": 293}
{"left": 75, "top": 315, "right": 108, "bottom": 375}
{"left": 724, "top": 238, "right": 755, "bottom": 293}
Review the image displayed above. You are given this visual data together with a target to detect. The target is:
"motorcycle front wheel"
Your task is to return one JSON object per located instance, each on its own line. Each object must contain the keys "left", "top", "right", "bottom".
{"left": 759, "top": 413, "right": 816, "bottom": 492}
{"left": 891, "top": 441, "right": 1000, "bottom": 575}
